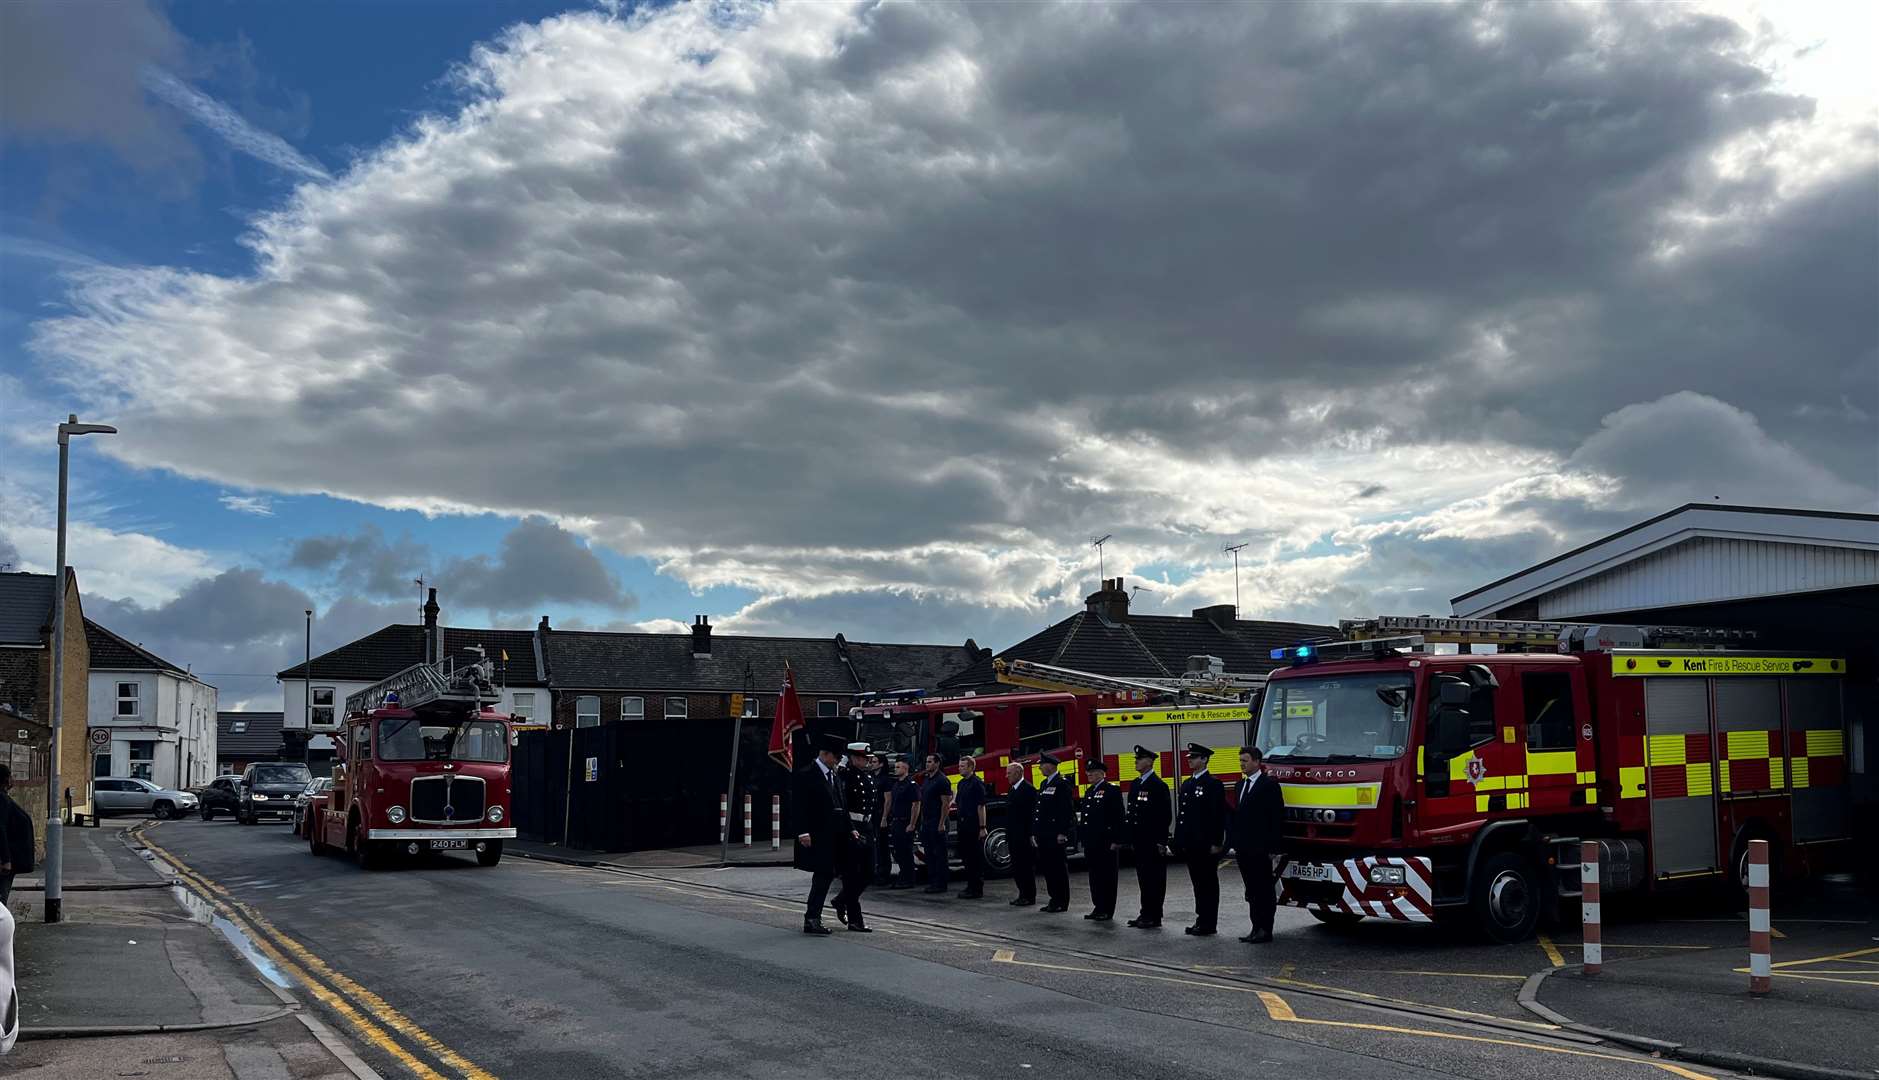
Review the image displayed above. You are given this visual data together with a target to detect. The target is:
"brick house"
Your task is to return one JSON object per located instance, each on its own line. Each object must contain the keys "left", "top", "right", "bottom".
{"left": 0, "top": 569, "right": 93, "bottom": 843}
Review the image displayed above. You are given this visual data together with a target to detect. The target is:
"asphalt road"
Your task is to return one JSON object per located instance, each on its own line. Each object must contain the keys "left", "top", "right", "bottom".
{"left": 138, "top": 817, "right": 1756, "bottom": 1080}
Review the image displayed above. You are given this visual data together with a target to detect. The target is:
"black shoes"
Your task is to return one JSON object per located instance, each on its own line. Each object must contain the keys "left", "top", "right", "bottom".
{"left": 1241, "top": 929, "right": 1274, "bottom": 944}
{"left": 803, "top": 921, "right": 832, "bottom": 936}
{"left": 848, "top": 923, "right": 873, "bottom": 933}
{"left": 1009, "top": 897, "right": 1036, "bottom": 907}
{"left": 1084, "top": 911, "right": 1112, "bottom": 921}
{"left": 1040, "top": 904, "right": 1068, "bottom": 914}
{"left": 1184, "top": 925, "right": 1216, "bottom": 936}
{"left": 833, "top": 905, "right": 850, "bottom": 927}
{"left": 1127, "top": 917, "right": 1161, "bottom": 929}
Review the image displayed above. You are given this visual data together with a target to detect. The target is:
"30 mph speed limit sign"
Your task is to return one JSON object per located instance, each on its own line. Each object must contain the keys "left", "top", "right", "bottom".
{"left": 88, "top": 728, "right": 111, "bottom": 751}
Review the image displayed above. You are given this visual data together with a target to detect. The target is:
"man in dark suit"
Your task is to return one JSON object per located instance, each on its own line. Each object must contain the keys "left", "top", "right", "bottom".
{"left": 1031, "top": 752, "right": 1076, "bottom": 913}
{"left": 1126, "top": 746, "right": 1171, "bottom": 929}
{"left": 0, "top": 765, "right": 34, "bottom": 903}
{"left": 1230, "top": 746, "right": 1286, "bottom": 943}
{"left": 1003, "top": 761, "right": 1037, "bottom": 907}
{"left": 1078, "top": 759, "right": 1124, "bottom": 920}
{"left": 792, "top": 735, "right": 850, "bottom": 935}
{"left": 1173, "top": 743, "right": 1226, "bottom": 936}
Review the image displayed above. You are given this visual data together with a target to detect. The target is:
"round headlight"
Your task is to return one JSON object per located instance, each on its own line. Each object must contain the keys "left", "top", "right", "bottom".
{"left": 487, "top": 806, "right": 504, "bottom": 823}
{"left": 386, "top": 805, "right": 407, "bottom": 824}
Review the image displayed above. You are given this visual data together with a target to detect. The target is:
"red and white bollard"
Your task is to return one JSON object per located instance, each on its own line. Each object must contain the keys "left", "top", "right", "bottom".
{"left": 770, "top": 795, "right": 781, "bottom": 851}
{"left": 719, "top": 794, "right": 729, "bottom": 844}
{"left": 1581, "top": 840, "right": 1601, "bottom": 976}
{"left": 1748, "top": 839, "right": 1772, "bottom": 994}
{"left": 743, "top": 793, "right": 754, "bottom": 847}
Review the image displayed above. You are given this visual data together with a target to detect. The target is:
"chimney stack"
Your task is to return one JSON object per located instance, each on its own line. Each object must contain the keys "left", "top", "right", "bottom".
{"left": 423, "top": 588, "right": 441, "bottom": 664}
{"left": 538, "top": 615, "right": 551, "bottom": 633}
{"left": 1084, "top": 577, "right": 1131, "bottom": 624}
{"left": 692, "top": 615, "right": 712, "bottom": 658}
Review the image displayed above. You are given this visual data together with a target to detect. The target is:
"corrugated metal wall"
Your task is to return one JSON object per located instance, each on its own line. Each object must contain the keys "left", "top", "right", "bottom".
{"left": 1539, "top": 538, "right": 1879, "bottom": 619}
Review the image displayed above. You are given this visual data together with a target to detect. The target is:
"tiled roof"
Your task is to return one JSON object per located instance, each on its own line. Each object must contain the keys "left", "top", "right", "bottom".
{"left": 839, "top": 639, "right": 986, "bottom": 693}
{"left": 85, "top": 619, "right": 186, "bottom": 674}
{"left": 545, "top": 630, "right": 858, "bottom": 694}
{"left": 217, "top": 711, "right": 285, "bottom": 758}
{"left": 939, "top": 609, "right": 1340, "bottom": 690}
{"left": 277, "top": 625, "right": 544, "bottom": 684}
{"left": 0, "top": 572, "right": 57, "bottom": 646}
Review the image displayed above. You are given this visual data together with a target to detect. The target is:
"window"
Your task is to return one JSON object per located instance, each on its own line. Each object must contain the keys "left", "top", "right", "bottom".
{"left": 816, "top": 699, "right": 841, "bottom": 719}
{"left": 311, "top": 687, "right": 335, "bottom": 727}
{"left": 939, "top": 710, "right": 987, "bottom": 759}
{"left": 512, "top": 692, "right": 536, "bottom": 722}
{"left": 576, "top": 696, "right": 601, "bottom": 728}
{"left": 1523, "top": 672, "right": 1576, "bottom": 751}
{"left": 128, "top": 740, "right": 156, "bottom": 781}
{"left": 117, "top": 682, "right": 139, "bottom": 717}
{"left": 1256, "top": 675, "right": 1412, "bottom": 762}
{"left": 1017, "top": 705, "right": 1066, "bottom": 756}
{"left": 1430, "top": 674, "right": 1498, "bottom": 748}
{"left": 664, "top": 696, "right": 688, "bottom": 719}
{"left": 230, "top": 720, "right": 249, "bottom": 734}
{"left": 621, "top": 696, "right": 644, "bottom": 720}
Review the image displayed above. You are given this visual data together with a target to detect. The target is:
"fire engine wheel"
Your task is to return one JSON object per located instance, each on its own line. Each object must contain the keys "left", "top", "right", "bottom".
{"left": 984, "top": 827, "right": 1012, "bottom": 877}
{"left": 352, "top": 820, "right": 384, "bottom": 870}
{"left": 308, "top": 819, "right": 326, "bottom": 855}
{"left": 1471, "top": 852, "right": 1541, "bottom": 943}
{"left": 476, "top": 841, "right": 504, "bottom": 867}
{"left": 1309, "top": 909, "right": 1364, "bottom": 929}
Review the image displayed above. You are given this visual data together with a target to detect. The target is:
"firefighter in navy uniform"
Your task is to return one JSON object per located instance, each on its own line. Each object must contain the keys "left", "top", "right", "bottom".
{"left": 1077, "top": 759, "right": 1125, "bottom": 920}
{"left": 1173, "top": 743, "right": 1227, "bottom": 936}
{"left": 1031, "top": 752, "right": 1077, "bottom": 913}
{"left": 868, "top": 752, "right": 894, "bottom": 886}
{"left": 830, "top": 741, "right": 877, "bottom": 932}
{"left": 1126, "top": 745, "right": 1172, "bottom": 929}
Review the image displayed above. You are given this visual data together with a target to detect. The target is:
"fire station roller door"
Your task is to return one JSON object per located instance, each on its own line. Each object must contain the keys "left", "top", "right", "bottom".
{"left": 1786, "top": 678, "right": 1848, "bottom": 843}
{"left": 1645, "top": 678, "right": 1718, "bottom": 876}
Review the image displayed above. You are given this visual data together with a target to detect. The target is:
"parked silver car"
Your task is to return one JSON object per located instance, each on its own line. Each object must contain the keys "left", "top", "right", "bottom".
{"left": 92, "top": 777, "right": 200, "bottom": 820}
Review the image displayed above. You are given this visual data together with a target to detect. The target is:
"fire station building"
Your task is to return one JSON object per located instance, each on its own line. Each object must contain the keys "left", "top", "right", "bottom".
{"left": 1450, "top": 502, "right": 1879, "bottom": 849}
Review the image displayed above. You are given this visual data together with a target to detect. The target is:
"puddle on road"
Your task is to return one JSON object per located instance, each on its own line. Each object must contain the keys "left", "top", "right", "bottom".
{"left": 171, "top": 881, "right": 295, "bottom": 989}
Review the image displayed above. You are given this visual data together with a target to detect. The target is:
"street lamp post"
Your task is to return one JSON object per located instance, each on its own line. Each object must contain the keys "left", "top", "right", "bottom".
{"left": 304, "top": 609, "right": 313, "bottom": 763}
{"left": 46, "top": 414, "right": 116, "bottom": 924}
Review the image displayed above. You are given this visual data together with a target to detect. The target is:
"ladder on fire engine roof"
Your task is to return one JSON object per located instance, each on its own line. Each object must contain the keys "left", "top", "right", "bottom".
{"left": 993, "top": 657, "right": 1263, "bottom": 703}
{"left": 343, "top": 654, "right": 502, "bottom": 717}
{"left": 1337, "top": 615, "right": 1758, "bottom": 649}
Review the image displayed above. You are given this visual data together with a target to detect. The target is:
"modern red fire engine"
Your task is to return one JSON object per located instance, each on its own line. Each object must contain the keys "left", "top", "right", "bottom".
{"left": 1259, "top": 616, "right": 1851, "bottom": 941}
{"left": 308, "top": 655, "right": 517, "bottom": 869}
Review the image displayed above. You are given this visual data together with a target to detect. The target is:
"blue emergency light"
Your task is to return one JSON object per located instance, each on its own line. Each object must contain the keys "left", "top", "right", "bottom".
{"left": 1272, "top": 636, "right": 1423, "bottom": 665}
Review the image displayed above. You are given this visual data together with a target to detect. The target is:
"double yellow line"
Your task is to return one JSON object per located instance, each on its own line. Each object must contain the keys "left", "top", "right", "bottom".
{"left": 138, "top": 829, "right": 496, "bottom": 1080}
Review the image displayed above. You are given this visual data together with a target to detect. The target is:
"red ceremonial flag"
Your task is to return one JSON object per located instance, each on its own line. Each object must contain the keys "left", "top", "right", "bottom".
{"left": 768, "top": 664, "right": 803, "bottom": 770}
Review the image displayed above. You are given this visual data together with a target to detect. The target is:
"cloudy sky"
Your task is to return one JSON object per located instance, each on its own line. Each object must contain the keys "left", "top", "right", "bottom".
{"left": 2, "top": 0, "right": 1873, "bottom": 707}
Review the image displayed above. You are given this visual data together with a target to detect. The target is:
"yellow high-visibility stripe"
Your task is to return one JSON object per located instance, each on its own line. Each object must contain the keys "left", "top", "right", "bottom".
{"left": 1725, "top": 730, "right": 1773, "bottom": 760}
{"left": 1527, "top": 751, "right": 1577, "bottom": 777}
{"left": 1791, "top": 758, "right": 1810, "bottom": 789}
{"left": 1619, "top": 766, "right": 1646, "bottom": 798}
{"left": 1806, "top": 730, "right": 1845, "bottom": 757}
{"left": 1648, "top": 735, "right": 1687, "bottom": 767}
{"left": 1280, "top": 783, "right": 1381, "bottom": 809}
{"left": 1770, "top": 757, "right": 1786, "bottom": 788}
{"left": 1685, "top": 763, "right": 1713, "bottom": 797}
{"left": 1719, "top": 761, "right": 1731, "bottom": 794}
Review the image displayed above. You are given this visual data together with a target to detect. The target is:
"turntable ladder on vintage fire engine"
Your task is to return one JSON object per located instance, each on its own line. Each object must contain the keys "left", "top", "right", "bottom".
{"left": 343, "top": 654, "right": 502, "bottom": 717}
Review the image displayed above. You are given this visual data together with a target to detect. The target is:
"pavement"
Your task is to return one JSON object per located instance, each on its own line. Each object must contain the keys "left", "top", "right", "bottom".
{"left": 1526, "top": 881, "right": 1879, "bottom": 1080}
{"left": 0, "top": 823, "right": 374, "bottom": 1080}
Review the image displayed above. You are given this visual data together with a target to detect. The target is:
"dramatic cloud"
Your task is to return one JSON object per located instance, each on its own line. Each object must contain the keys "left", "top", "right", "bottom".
{"left": 26, "top": 1, "right": 1878, "bottom": 637}
{"left": 290, "top": 517, "right": 635, "bottom": 619}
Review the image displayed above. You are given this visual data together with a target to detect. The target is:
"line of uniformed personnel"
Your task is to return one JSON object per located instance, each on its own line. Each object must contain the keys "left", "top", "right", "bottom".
{"left": 795, "top": 735, "right": 1285, "bottom": 941}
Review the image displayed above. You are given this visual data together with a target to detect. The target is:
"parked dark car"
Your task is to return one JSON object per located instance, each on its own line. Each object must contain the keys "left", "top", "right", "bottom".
{"left": 198, "top": 775, "right": 243, "bottom": 820}
{"left": 239, "top": 762, "right": 313, "bottom": 825}
{"left": 292, "top": 777, "right": 333, "bottom": 837}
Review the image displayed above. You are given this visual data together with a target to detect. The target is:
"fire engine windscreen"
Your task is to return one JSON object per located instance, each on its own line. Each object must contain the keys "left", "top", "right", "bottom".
{"left": 1256, "top": 675, "right": 1412, "bottom": 763}
{"left": 376, "top": 717, "right": 510, "bottom": 763}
